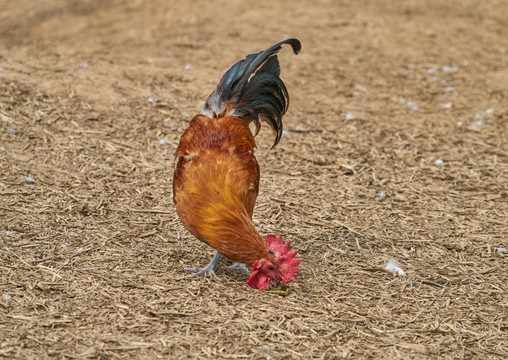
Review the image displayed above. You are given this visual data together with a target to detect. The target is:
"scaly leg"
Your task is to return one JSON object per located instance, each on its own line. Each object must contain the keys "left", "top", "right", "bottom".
{"left": 185, "top": 251, "right": 222, "bottom": 280}
{"left": 225, "top": 262, "right": 250, "bottom": 273}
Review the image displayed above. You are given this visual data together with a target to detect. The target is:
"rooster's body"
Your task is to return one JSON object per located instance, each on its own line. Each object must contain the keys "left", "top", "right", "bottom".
{"left": 173, "top": 39, "right": 301, "bottom": 289}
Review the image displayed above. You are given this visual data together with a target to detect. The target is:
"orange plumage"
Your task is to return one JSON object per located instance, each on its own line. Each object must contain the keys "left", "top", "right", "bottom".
{"left": 173, "top": 114, "right": 271, "bottom": 265}
{"left": 173, "top": 39, "right": 301, "bottom": 289}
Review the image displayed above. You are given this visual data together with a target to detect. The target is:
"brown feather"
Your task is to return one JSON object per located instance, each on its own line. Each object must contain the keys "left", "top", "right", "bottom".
{"left": 173, "top": 114, "right": 275, "bottom": 266}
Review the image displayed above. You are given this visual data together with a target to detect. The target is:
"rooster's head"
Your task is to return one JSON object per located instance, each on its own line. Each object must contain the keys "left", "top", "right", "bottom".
{"left": 246, "top": 234, "right": 301, "bottom": 290}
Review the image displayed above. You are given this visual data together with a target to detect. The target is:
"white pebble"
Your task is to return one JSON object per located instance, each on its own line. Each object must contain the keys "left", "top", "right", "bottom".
{"left": 427, "top": 68, "right": 436, "bottom": 74}
{"left": 346, "top": 113, "right": 356, "bottom": 121}
{"left": 0, "top": 67, "right": 4, "bottom": 72}
{"left": 148, "top": 97, "right": 154, "bottom": 104}
{"left": 385, "top": 259, "right": 406, "bottom": 277}
{"left": 497, "top": 247, "right": 506, "bottom": 254}
{"left": 282, "top": 129, "right": 291, "bottom": 135}
{"left": 1, "top": 115, "right": 7, "bottom": 122}
{"left": 485, "top": 108, "right": 494, "bottom": 115}
{"left": 444, "top": 86, "right": 454, "bottom": 92}
{"left": 25, "top": 174, "right": 35, "bottom": 183}
{"left": 435, "top": 159, "right": 444, "bottom": 166}
{"left": 442, "top": 66, "right": 458, "bottom": 73}
{"left": 457, "top": 121, "right": 463, "bottom": 126}
{"left": 295, "top": 125, "right": 304, "bottom": 131}
{"left": 474, "top": 118, "right": 484, "bottom": 126}
{"left": 5, "top": 230, "right": 14, "bottom": 236}
{"left": 405, "top": 101, "right": 419, "bottom": 111}
{"left": 158, "top": 137, "right": 169, "bottom": 146}
{"left": 3, "top": 294, "right": 12, "bottom": 302}
{"left": 80, "top": 62, "right": 89, "bottom": 69}
{"left": 379, "top": 191, "right": 386, "bottom": 199}
{"left": 257, "top": 345, "right": 273, "bottom": 350}
{"left": 184, "top": 64, "right": 192, "bottom": 70}
{"left": 77, "top": 247, "right": 84, "bottom": 254}
{"left": 442, "top": 102, "right": 452, "bottom": 109}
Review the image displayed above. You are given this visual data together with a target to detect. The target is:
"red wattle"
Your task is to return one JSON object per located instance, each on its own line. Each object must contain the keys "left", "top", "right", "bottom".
{"left": 246, "top": 270, "right": 271, "bottom": 290}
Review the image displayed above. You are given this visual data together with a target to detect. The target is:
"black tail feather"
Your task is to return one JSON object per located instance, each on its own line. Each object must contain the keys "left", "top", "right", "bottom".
{"left": 202, "top": 39, "right": 301, "bottom": 148}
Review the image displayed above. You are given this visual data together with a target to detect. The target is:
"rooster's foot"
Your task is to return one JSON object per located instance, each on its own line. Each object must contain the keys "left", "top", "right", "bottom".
{"left": 185, "top": 251, "right": 222, "bottom": 280}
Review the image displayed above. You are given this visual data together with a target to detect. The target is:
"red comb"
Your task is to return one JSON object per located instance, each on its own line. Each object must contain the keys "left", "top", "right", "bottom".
{"left": 265, "top": 234, "right": 301, "bottom": 284}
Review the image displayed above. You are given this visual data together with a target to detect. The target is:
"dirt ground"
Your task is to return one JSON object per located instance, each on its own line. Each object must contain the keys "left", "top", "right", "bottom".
{"left": 1, "top": 0, "right": 507, "bottom": 358}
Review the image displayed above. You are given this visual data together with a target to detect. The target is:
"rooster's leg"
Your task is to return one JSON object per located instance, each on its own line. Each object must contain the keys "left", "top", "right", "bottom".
{"left": 185, "top": 251, "right": 222, "bottom": 280}
{"left": 225, "top": 262, "right": 250, "bottom": 272}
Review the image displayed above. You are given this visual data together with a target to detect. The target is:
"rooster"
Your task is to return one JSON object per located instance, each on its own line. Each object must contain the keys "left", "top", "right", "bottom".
{"left": 173, "top": 39, "right": 301, "bottom": 290}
